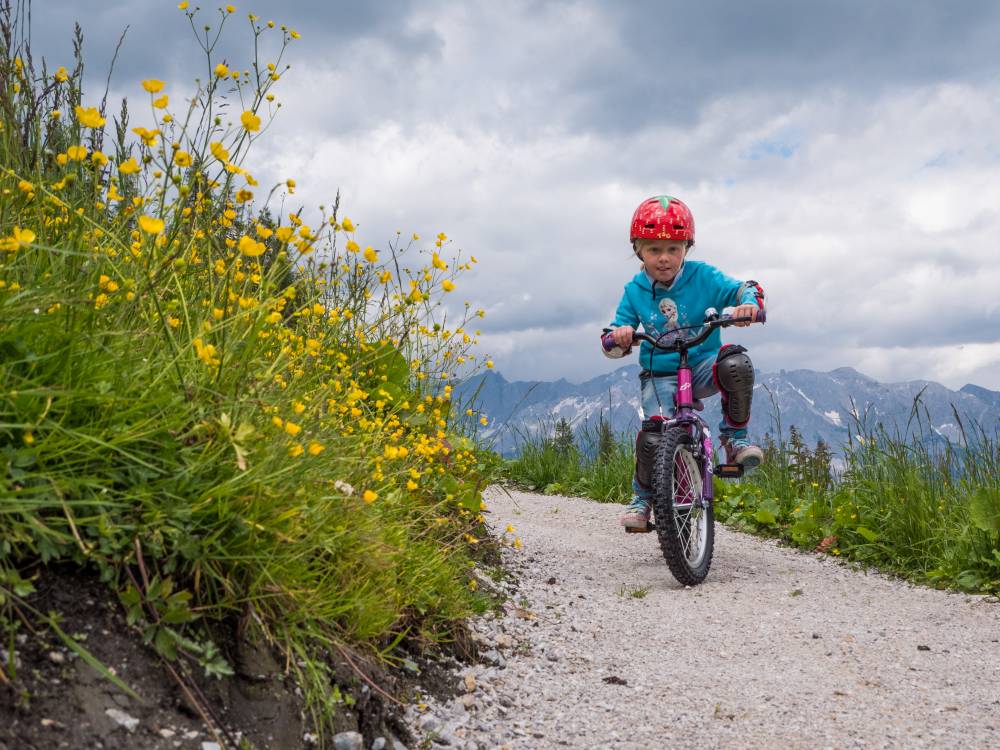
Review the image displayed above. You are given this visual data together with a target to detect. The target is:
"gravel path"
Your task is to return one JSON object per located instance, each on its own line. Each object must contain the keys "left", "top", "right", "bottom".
{"left": 406, "top": 487, "right": 1000, "bottom": 750}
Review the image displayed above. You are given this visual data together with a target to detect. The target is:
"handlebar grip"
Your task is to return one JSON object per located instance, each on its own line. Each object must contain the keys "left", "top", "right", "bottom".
{"left": 601, "top": 331, "right": 632, "bottom": 357}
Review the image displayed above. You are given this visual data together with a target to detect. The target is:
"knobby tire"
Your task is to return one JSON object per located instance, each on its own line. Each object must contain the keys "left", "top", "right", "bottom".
{"left": 652, "top": 427, "right": 715, "bottom": 585}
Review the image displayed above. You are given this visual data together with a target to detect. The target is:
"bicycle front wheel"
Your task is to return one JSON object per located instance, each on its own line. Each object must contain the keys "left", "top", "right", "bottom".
{"left": 652, "top": 427, "right": 714, "bottom": 585}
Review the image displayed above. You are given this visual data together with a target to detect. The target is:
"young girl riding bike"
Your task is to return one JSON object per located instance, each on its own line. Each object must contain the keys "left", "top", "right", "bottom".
{"left": 602, "top": 196, "right": 767, "bottom": 530}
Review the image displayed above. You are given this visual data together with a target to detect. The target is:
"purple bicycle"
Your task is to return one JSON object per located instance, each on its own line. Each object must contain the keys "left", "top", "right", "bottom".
{"left": 601, "top": 307, "right": 765, "bottom": 585}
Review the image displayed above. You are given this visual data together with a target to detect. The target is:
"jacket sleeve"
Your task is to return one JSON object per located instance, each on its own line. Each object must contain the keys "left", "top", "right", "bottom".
{"left": 609, "top": 286, "right": 640, "bottom": 328}
{"left": 709, "top": 266, "right": 766, "bottom": 311}
{"left": 601, "top": 287, "right": 640, "bottom": 359}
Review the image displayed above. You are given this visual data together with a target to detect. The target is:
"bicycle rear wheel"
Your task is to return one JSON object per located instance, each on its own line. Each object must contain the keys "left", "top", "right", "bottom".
{"left": 652, "top": 427, "right": 714, "bottom": 585}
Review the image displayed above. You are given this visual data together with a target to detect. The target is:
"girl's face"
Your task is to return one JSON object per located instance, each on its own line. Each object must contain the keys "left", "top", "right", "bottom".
{"left": 637, "top": 240, "right": 688, "bottom": 284}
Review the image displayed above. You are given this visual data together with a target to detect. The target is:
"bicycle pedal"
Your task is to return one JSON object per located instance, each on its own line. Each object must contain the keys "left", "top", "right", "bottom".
{"left": 717, "top": 463, "right": 744, "bottom": 478}
{"left": 625, "top": 522, "right": 655, "bottom": 533}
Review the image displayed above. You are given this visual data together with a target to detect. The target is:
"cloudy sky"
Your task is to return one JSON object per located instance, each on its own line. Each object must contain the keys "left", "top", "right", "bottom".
{"left": 35, "top": 0, "right": 1000, "bottom": 389}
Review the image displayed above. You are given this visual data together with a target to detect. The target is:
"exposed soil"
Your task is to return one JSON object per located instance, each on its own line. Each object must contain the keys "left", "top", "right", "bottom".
{"left": 0, "top": 564, "right": 468, "bottom": 750}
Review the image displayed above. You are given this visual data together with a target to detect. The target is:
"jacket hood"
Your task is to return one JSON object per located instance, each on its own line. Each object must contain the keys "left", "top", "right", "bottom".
{"left": 631, "top": 262, "right": 692, "bottom": 296}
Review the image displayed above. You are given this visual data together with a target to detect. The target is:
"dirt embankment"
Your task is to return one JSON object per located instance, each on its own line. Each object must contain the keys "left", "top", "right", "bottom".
{"left": 0, "top": 566, "right": 460, "bottom": 750}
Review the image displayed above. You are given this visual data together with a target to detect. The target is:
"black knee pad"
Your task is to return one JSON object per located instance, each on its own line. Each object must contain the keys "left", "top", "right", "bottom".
{"left": 634, "top": 419, "right": 666, "bottom": 490}
{"left": 713, "top": 345, "right": 754, "bottom": 428}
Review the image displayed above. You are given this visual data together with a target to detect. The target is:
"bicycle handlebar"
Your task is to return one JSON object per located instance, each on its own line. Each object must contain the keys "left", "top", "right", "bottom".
{"left": 602, "top": 307, "right": 766, "bottom": 355}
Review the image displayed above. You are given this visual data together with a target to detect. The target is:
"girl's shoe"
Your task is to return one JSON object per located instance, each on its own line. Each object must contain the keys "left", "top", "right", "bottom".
{"left": 619, "top": 497, "right": 652, "bottom": 529}
{"left": 722, "top": 436, "right": 763, "bottom": 470}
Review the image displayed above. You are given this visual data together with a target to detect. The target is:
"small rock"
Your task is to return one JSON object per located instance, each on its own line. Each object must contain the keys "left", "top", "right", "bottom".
{"left": 47, "top": 651, "right": 65, "bottom": 664}
{"left": 184, "top": 730, "right": 201, "bottom": 740}
{"left": 39, "top": 718, "right": 63, "bottom": 729}
{"left": 917, "top": 644, "right": 931, "bottom": 651}
{"left": 105, "top": 708, "right": 139, "bottom": 733}
{"left": 812, "top": 633, "right": 821, "bottom": 639}
{"left": 402, "top": 658, "right": 420, "bottom": 674}
{"left": 419, "top": 714, "right": 441, "bottom": 733}
{"left": 201, "top": 743, "right": 221, "bottom": 750}
{"left": 158, "top": 728, "right": 176, "bottom": 738}
{"left": 371, "top": 737, "right": 387, "bottom": 750}
{"left": 546, "top": 577, "right": 557, "bottom": 585}
{"left": 460, "top": 694, "right": 477, "bottom": 709}
{"left": 463, "top": 673, "right": 477, "bottom": 692}
{"left": 389, "top": 734, "right": 408, "bottom": 750}
{"left": 495, "top": 634, "right": 513, "bottom": 650}
{"left": 332, "top": 731, "right": 364, "bottom": 750}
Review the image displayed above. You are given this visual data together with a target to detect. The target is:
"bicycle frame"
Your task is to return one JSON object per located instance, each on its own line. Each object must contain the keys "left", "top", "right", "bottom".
{"left": 659, "top": 347, "right": 715, "bottom": 505}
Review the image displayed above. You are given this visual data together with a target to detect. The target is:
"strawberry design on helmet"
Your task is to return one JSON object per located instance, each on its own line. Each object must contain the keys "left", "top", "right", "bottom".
{"left": 630, "top": 195, "right": 696, "bottom": 244}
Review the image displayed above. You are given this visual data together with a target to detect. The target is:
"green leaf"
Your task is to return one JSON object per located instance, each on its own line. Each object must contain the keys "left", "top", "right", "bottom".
{"left": 754, "top": 507, "right": 777, "bottom": 525}
{"left": 855, "top": 525, "right": 878, "bottom": 542}
{"left": 969, "top": 488, "right": 1000, "bottom": 536}
{"left": 153, "top": 627, "right": 178, "bottom": 660}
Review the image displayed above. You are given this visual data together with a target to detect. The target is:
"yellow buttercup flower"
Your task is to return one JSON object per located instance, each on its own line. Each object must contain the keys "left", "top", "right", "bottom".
{"left": 142, "top": 79, "right": 165, "bottom": 93}
{"left": 91, "top": 150, "right": 109, "bottom": 167}
{"left": 138, "top": 215, "right": 165, "bottom": 234}
{"left": 118, "top": 157, "right": 140, "bottom": 174}
{"left": 308, "top": 441, "right": 324, "bottom": 456}
{"left": 178, "top": 1, "right": 189, "bottom": 8}
{"left": 153, "top": 95, "right": 168, "bottom": 109}
{"left": 283, "top": 421, "right": 301, "bottom": 436}
{"left": 275, "top": 227, "right": 294, "bottom": 243}
{"left": 75, "top": 105, "right": 106, "bottom": 128}
{"left": 341, "top": 217, "right": 355, "bottom": 232}
{"left": 363, "top": 490, "right": 378, "bottom": 504}
{"left": 132, "top": 127, "right": 160, "bottom": 146}
{"left": 238, "top": 235, "right": 266, "bottom": 257}
{"left": 214, "top": 63, "right": 230, "bottom": 77}
{"left": 174, "top": 151, "right": 192, "bottom": 167}
{"left": 441, "top": 280, "right": 456, "bottom": 292}
{"left": 66, "top": 145, "right": 88, "bottom": 160}
{"left": 54, "top": 66, "right": 69, "bottom": 82}
{"left": 1, "top": 226, "right": 36, "bottom": 251}
{"left": 288, "top": 443, "right": 304, "bottom": 458}
{"left": 210, "top": 141, "right": 229, "bottom": 161}
{"left": 240, "top": 110, "right": 261, "bottom": 132}
{"left": 364, "top": 246, "right": 378, "bottom": 263}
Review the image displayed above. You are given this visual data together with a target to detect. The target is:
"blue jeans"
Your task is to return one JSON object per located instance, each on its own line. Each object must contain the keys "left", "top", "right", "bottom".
{"left": 632, "top": 359, "right": 747, "bottom": 503}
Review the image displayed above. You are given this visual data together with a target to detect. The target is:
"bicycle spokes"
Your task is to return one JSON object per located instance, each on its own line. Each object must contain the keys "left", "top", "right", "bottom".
{"left": 672, "top": 448, "right": 705, "bottom": 564}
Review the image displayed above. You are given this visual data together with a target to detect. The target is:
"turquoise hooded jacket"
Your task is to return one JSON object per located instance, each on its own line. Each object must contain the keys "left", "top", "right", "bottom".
{"left": 606, "top": 261, "right": 764, "bottom": 375}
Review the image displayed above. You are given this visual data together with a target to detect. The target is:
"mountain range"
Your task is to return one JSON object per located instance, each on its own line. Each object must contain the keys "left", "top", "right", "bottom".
{"left": 454, "top": 365, "right": 1000, "bottom": 457}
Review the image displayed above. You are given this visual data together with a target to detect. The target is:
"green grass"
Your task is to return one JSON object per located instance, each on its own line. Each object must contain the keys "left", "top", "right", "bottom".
{"left": 501, "top": 418, "right": 634, "bottom": 503}
{"left": 502, "top": 406, "right": 1000, "bottom": 594}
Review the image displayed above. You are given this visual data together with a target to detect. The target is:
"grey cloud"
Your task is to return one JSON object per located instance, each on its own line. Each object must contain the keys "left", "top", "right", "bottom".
{"left": 565, "top": 0, "right": 1000, "bottom": 133}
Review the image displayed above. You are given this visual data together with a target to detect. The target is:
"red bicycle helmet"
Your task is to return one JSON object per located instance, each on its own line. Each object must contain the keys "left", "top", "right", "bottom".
{"left": 630, "top": 195, "right": 695, "bottom": 243}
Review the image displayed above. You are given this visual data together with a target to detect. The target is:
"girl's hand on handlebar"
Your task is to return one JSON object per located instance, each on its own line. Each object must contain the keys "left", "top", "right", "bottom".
{"left": 612, "top": 325, "right": 634, "bottom": 349}
{"left": 731, "top": 305, "right": 760, "bottom": 327}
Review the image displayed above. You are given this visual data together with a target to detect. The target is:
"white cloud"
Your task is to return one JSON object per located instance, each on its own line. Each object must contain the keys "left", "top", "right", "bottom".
{"left": 211, "top": 4, "right": 1000, "bottom": 391}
